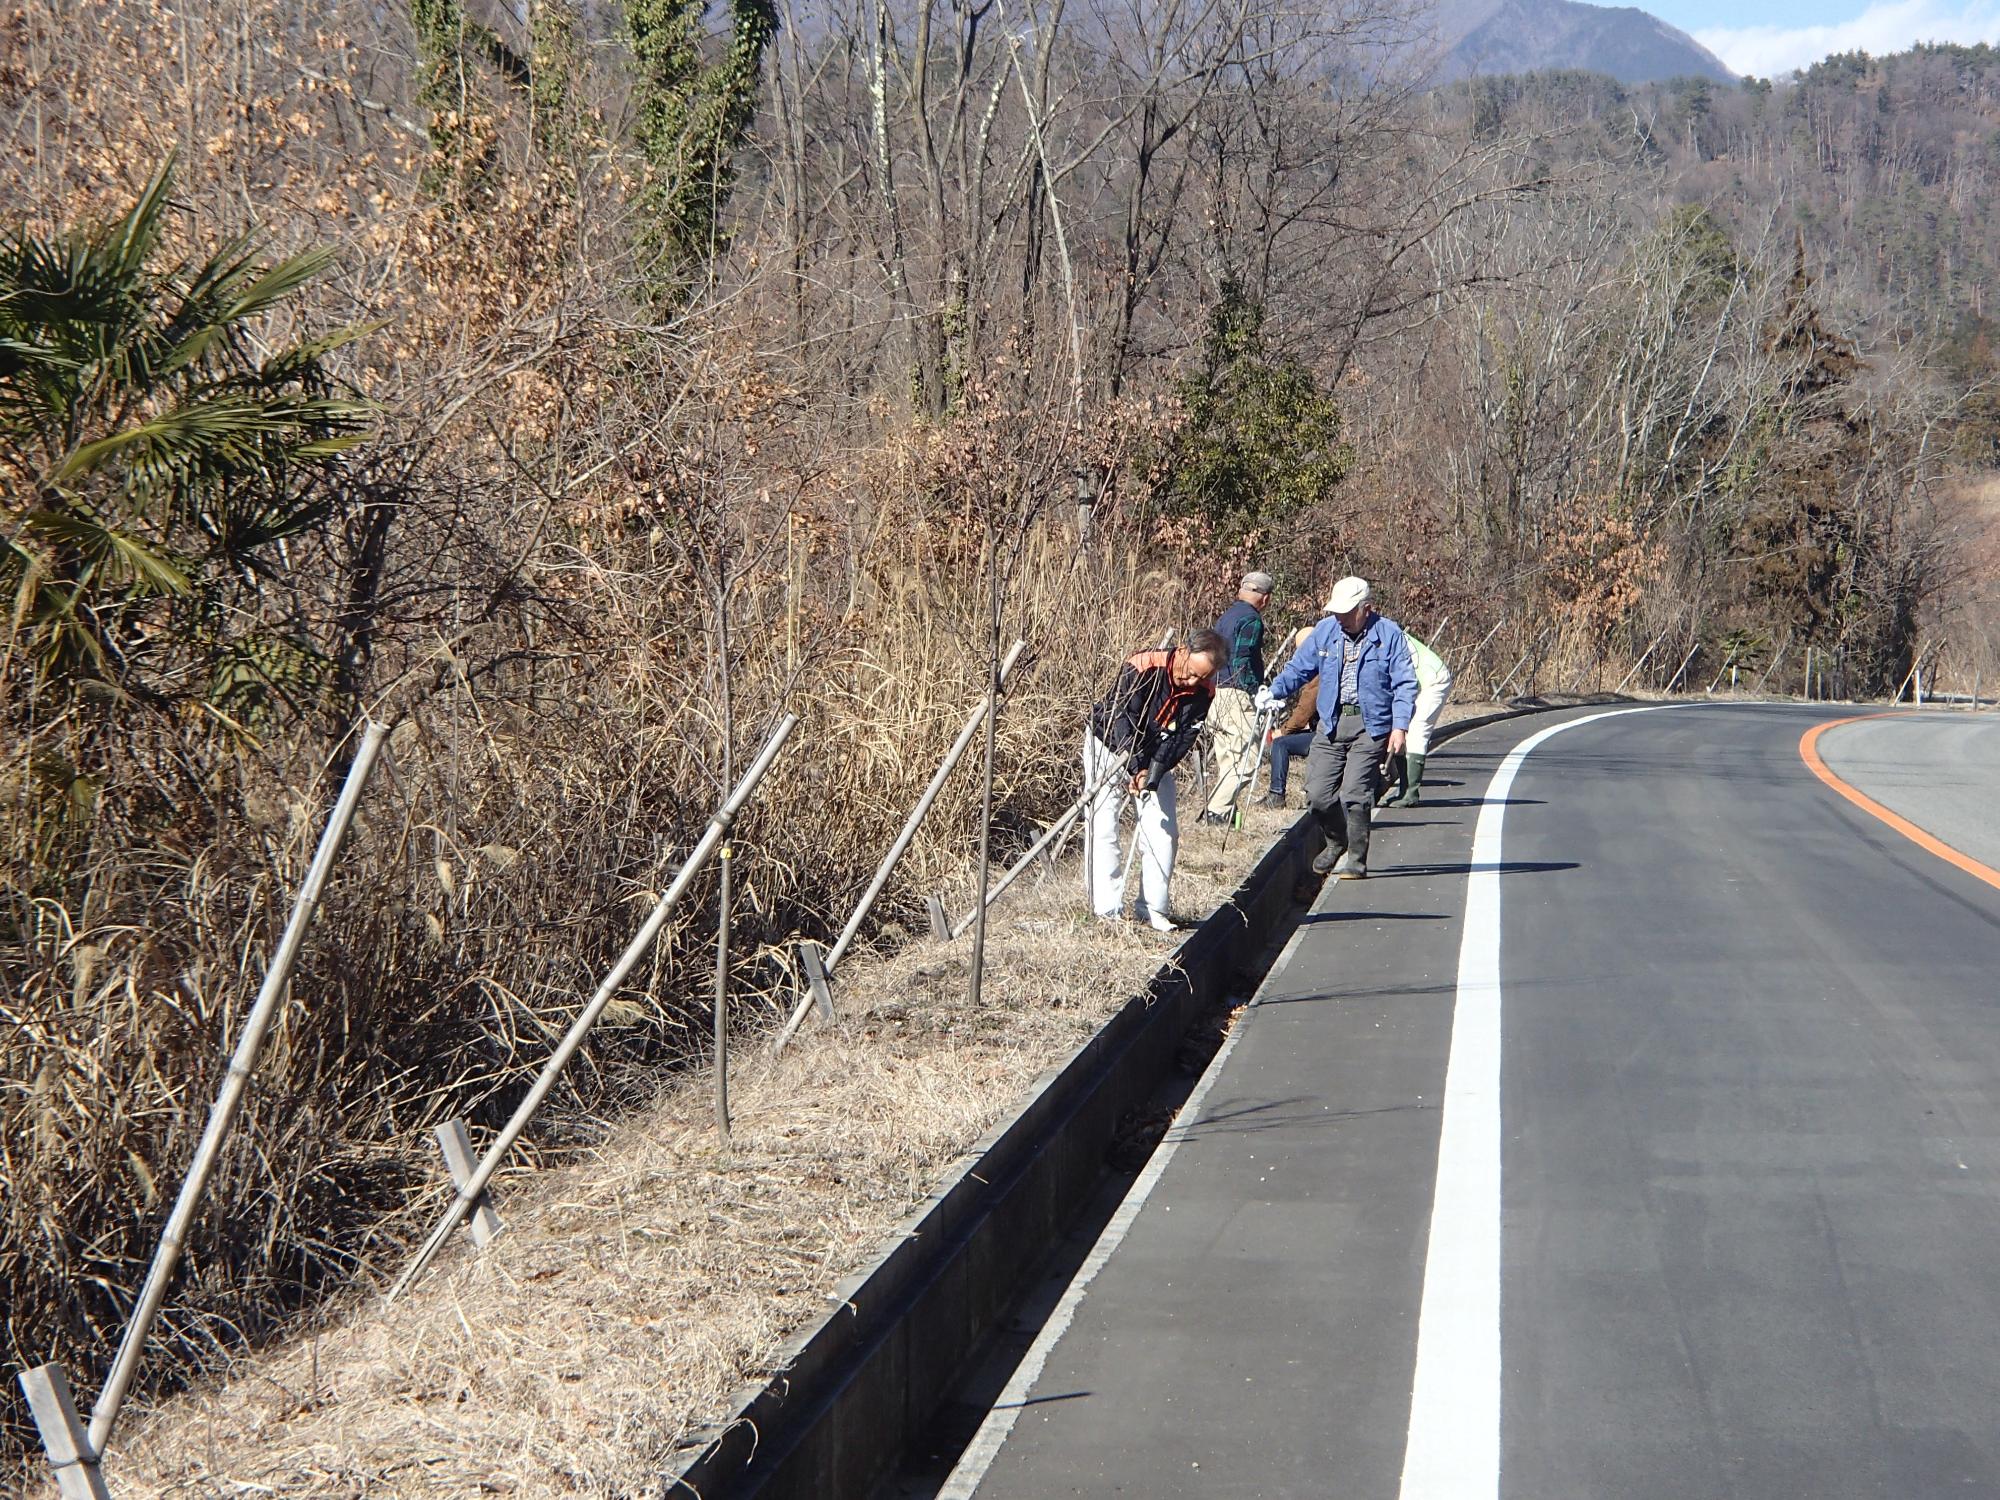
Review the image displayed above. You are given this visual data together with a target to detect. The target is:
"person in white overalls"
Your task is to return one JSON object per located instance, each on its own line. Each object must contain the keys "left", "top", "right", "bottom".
{"left": 1381, "top": 633, "right": 1453, "bottom": 807}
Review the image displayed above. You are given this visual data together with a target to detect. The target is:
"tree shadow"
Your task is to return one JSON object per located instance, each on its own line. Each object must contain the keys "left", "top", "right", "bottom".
{"left": 1406, "top": 796, "right": 1545, "bottom": 808}
{"left": 1186, "top": 1094, "right": 1437, "bottom": 1137}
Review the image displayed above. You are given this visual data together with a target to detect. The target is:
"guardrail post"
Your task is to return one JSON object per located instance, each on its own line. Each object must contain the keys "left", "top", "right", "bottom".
{"left": 21, "top": 1365, "right": 111, "bottom": 1500}
{"left": 432, "top": 1120, "right": 503, "bottom": 1247}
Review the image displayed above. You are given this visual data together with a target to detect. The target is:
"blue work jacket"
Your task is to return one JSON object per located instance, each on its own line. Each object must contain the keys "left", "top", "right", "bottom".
{"left": 1267, "top": 612, "right": 1418, "bottom": 740}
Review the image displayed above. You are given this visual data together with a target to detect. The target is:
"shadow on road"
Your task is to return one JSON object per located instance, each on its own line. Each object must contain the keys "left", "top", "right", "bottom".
{"left": 1409, "top": 796, "right": 1546, "bottom": 809}
{"left": 1369, "top": 860, "right": 1578, "bottom": 879}
{"left": 1298, "top": 910, "right": 1448, "bottom": 926}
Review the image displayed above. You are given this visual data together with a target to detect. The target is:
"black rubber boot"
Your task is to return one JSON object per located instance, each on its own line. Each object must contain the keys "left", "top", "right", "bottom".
{"left": 1336, "top": 802, "right": 1371, "bottom": 878}
{"left": 1310, "top": 804, "right": 1347, "bottom": 874}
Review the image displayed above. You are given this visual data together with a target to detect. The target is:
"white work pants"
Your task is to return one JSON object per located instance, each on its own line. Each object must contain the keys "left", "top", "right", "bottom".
{"left": 1082, "top": 733, "right": 1177, "bottom": 921}
{"left": 1407, "top": 671, "right": 1454, "bottom": 757}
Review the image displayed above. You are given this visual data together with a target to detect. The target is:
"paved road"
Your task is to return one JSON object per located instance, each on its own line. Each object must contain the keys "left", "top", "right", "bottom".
{"left": 939, "top": 703, "right": 2000, "bottom": 1499}
{"left": 1817, "top": 709, "right": 2000, "bottom": 873}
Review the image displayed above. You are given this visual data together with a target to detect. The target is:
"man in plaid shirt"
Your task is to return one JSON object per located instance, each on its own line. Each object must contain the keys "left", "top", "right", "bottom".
{"left": 1200, "top": 570, "right": 1275, "bottom": 825}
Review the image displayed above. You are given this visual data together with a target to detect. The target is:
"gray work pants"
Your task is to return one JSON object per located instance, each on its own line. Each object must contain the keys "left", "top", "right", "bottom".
{"left": 1304, "top": 712, "right": 1382, "bottom": 849}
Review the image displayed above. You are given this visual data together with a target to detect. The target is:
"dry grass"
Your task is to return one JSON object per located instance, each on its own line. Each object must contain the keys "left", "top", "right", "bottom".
{"left": 72, "top": 800, "right": 1292, "bottom": 1500}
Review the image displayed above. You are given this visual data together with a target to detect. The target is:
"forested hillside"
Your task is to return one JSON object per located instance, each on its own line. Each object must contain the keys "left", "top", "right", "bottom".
{"left": 1462, "top": 47, "right": 2000, "bottom": 462}
{"left": 4, "top": 0, "right": 1996, "bottom": 1472}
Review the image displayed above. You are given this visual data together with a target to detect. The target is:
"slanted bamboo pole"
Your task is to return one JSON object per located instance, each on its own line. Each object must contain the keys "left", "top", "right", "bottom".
{"left": 86, "top": 721, "right": 387, "bottom": 1455}
{"left": 950, "top": 786, "right": 1095, "bottom": 939}
{"left": 1615, "top": 610, "right": 1688, "bottom": 695}
{"left": 390, "top": 713, "right": 798, "bottom": 1299}
{"left": 773, "top": 642, "right": 1025, "bottom": 1052}
{"left": 1665, "top": 641, "right": 1701, "bottom": 694}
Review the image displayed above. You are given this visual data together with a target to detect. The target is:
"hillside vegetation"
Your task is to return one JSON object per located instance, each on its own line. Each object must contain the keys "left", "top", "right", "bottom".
{"left": 3, "top": 0, "right": 1996, "bottom": 1470}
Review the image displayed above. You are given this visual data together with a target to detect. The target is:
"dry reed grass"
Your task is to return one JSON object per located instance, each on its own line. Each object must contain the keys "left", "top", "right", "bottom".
{"left": 0, "top": 468, "right": 1204, "bottom": 1463}
{"left": 73, "top": 803, "right": 1292, "bottom": 1500}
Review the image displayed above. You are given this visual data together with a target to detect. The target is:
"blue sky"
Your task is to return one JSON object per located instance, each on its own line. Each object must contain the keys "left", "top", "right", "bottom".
{"left": 1645, "top": 0, "right": 2000, "bottom": 78}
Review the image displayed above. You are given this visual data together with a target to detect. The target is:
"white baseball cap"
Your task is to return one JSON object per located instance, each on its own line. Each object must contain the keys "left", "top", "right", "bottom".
{"left": 1323, "top": 575, "right": 1370, "bottom": 614}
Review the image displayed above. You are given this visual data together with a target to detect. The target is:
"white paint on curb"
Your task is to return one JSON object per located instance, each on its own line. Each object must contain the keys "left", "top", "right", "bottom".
{"left": 936, "top": 864, "right": 1328, "bottom": 1499}
{"left": 1395, "top": 704, "right": 1673, "bottom": 1500}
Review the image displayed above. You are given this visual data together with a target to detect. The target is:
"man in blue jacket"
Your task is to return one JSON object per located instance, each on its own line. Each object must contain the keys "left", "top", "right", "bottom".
{"left": 1256, "top": 576, "right": 1417, "bottom": 879}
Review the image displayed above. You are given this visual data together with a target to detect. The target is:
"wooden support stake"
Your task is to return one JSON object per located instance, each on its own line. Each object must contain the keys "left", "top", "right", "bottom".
{"left": 797, "top": 940, "right": 835, "bottom": 1021}
{"left": 20, "top": 1365, "right": 111, "bottom": 1500}
{"left": 925, "top": 895, "right": 950, "bottom": 941}
{"left": 432, "top": 1120, "right": 502, "bottom": 1248}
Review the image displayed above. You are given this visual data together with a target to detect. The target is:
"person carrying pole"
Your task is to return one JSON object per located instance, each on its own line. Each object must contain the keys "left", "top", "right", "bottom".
{"left": 1084, "top": 629, "right": 1225, "bottom": 929}
{"left": 1379, "top": 632, "right": 1453, "bottom": 807}
{"left": 1200, "top": 571, "right": 1275, "bottom": 826}
{"left": 1257, "top": 577, "right": 1416, "bottom": 880}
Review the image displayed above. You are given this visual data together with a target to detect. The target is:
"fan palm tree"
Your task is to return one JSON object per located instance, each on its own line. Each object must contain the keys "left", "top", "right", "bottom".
{"left": 1, "top": 154, "right": 372, "bottom": 711}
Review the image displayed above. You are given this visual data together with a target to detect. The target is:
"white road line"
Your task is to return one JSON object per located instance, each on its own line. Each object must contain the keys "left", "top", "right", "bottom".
{"left": 935, "top": 875, "right": 1328, "bottom": 1499}
{"left": 1396, "top": 705, "right": 1673, "bottom": 1500}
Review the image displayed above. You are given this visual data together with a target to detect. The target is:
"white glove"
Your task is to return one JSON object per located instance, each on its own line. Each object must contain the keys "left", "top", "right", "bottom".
{"left": 1253, "top": 685, "right": 1282, "bottom": 713}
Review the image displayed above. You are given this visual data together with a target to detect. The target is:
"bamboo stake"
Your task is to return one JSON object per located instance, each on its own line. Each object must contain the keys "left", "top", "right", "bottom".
{"left": 1665, "top": 641, "right": 1701, "bottom": 694}
{"left": 773, "top": 642, "right": 1026, "bottom": 1052}
{"left": 1891, "top": 640, "right": 1928, "bottom": 705}
{"left": 390, "top": 714, "right": 798, "bottom": 1300}
{"left": 967, "top": 530, "right": 1005, "bottom": 1008}
{"left": 1614, "top": 610, "right": 1686, "bottom": 695}
{"left": 1754, "top": 633, "right": 1791, "bottom": 695}
{"left": 949, "top": 790, "right": 1093, "bottom": 939}
{"left": 1466, "top": 616, "right": 1507, "bottom": 693}
{"left": 1495, "top": 626, "right": 1550, "bottom": 699}
{"left": 86, "top": 721, "right": 387, "bottom": 1455}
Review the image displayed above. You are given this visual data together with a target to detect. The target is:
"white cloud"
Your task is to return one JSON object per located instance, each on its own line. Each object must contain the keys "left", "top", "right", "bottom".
{"left": 1696, "top": 0, "right": 2000, "bottom": 79}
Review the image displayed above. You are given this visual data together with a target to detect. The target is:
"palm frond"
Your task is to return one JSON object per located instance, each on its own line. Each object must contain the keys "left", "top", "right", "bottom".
{"left": 222, "top": 248, "right": 339, "bottom": 324}
{"left": 53, "top": 393, "right": 370, "bottom": 487}
{"left": 104, "top": 154, "right": 178, "bottom": 286}
{"left": 22, "top": 509, "right": 192, "bottom": 596}
{"left": 258, "top": 321, "right": 387, "bottom": 383}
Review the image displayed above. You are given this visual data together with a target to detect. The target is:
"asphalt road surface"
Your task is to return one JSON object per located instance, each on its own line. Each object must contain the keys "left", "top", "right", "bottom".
{"left": 938, "top": 704, "right": 2000, "bottom": 1499}
{"left": 1817, "top": 709, "right": 2000, "bottom": 874}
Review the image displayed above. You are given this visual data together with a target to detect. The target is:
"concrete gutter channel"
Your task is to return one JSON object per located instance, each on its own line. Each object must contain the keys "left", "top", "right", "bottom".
{"left": 665, "top": 695, "right": 1621, "bottom": 1499}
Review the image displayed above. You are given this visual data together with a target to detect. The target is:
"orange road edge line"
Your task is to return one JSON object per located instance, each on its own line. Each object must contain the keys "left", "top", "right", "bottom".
{"left": 1799, "top": 714, "right": 2000, "bottom": 895}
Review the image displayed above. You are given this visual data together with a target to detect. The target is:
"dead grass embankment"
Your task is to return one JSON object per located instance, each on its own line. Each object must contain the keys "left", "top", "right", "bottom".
{"left": 75, "top": 800, "right": 1293, "bottom": 1499}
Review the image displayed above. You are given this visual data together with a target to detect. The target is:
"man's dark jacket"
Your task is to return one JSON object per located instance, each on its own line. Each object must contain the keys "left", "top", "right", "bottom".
{"left": 1088, "top": 647, "right": 1215, "bottom": 785}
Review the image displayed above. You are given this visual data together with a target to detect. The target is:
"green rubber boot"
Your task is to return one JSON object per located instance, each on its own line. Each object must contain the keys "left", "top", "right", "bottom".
{"left": 1394, "top": 753, "right": 1426, "bottom": 806}
{"left": 1377, "top": 752, "right": 1406, "bottom": 806}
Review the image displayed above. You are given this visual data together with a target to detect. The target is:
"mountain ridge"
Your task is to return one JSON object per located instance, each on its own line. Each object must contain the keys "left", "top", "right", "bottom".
{"left": 1424, "top": 0, "right": 1736, "bottom": 85}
